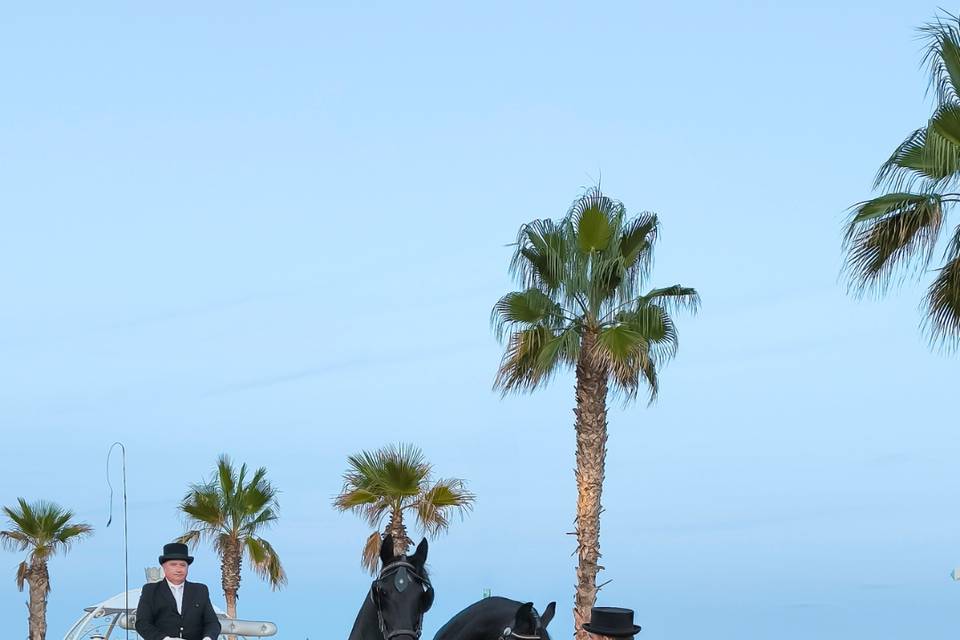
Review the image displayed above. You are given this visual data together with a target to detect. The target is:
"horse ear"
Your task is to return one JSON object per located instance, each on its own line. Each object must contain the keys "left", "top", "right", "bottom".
{"left": 411, "top": 538, "right": 428, "bottom": 564}
{"left": 380, "top": 534, "right": 395, "bottom": 565}
{"left": 540, "top": 602, "right": 556, "bottom": 627}
{"left": 513, "top": 602, "right": 536, "bottom": 632}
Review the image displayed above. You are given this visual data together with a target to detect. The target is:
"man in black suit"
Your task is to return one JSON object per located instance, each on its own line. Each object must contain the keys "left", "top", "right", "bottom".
{"left": 135, "top": 542, "right": 221, "bottom": 640}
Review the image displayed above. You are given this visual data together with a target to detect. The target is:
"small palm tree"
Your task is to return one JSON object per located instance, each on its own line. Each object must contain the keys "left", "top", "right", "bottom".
{"left": 492, "top": 186, "right": 699, "bottom": 640}
{"left": 177, "top": 455, "right": 286, "bottom": 623}
{"left": 333, "top": 443, "right": 475, "bottom": 574}
{"left": 1, "top": 498, "right": 92, "bottom": 640}
{"left": 844, "top": 11, "right": 960, "bottom": 348}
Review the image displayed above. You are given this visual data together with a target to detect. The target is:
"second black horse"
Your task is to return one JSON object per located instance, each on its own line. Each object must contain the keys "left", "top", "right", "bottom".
{"left": 433, "top": 597, "right": 556, "bottom": 640}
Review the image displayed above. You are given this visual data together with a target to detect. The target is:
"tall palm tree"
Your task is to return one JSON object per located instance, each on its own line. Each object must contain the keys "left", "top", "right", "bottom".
{"left": 492, "top": 186, "right": 699, "bottom": 640}
{"left": 333, "top": 443, "right": 475, "bottom": 574}
{"left": 845, "top": 11, "right": 960, "bottom": 348}
{"left": 1, "top": 498, "right": 92, "bottom": 640}
{"left": 177, "top": 454, "right": 286, "bottom": 624}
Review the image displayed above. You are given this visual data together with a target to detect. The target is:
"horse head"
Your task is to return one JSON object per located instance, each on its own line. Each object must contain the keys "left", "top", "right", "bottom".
{"left": 369, "top": 534, "right": 434, "bottom": 640}
{"left": 500, "top": 601, "right": 556, "bottom": 640}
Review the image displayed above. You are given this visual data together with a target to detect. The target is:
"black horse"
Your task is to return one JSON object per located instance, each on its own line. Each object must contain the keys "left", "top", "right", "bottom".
{"left": 348, "top": 534, "right": 435, "bottom": 640}
{"left": 433, "top": 597, "right": 556, "bottom": 640}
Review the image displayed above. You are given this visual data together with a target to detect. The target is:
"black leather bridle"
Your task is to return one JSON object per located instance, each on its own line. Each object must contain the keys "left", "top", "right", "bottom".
{"left": 498, "top": 627, "right": 543, "bottom": 640}
{"left": 498, "top": 607, "right": 545, "bottom": 640}
{"left": 369, "top": 560, "right": 434, "bottom": 640}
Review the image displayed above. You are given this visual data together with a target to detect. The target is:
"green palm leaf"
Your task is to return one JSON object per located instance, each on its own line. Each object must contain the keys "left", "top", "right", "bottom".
{"left": 491, "top": 289, "right": 564, "bottom": 339}
{"left": 924, "top": 253, "right": 960, "bottom": 348}
{"left": 845, "top": 193, "right": 944, "bottom": 291}
{"left": 921, "top": 11, "right": 960, "bottom": 104}
{"left": 494, "top": 325, "right": 559, "bottom": 393}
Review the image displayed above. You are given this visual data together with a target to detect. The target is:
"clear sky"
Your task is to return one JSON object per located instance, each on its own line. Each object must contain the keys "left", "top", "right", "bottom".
{"left": 1, "top": 2, "right": 957, "bottom": 639}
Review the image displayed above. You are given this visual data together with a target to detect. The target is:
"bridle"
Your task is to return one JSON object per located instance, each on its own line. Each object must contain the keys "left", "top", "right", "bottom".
{"left": 498, "top": 628, "right": 542, "bottom": 640}
{"left": 497, "top": 608, "right": 545, "bottom": 640}
{"left": 369, "top": 559, "right": 434, "bottom": 640}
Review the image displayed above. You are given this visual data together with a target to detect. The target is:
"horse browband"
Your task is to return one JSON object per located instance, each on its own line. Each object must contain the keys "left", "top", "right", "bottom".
{"left": 380, "top": 560, "right": 424, "bottom": 580}
{"left": 499, "top": 628, "right": 541, "bottom": 640}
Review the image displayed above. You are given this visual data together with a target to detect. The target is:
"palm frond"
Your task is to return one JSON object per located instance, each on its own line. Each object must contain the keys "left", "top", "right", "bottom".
{"left": 618, "top": 304, "right": 680, "bottom": 363}
{"left": 491, "top": 289, "right": 564, "bottom": 340}
{"left": 375, "top": 444, "right": 431, "bottom": 497}
{"left": 877, "top": 128, "right": 934, "bottom": 188}
{"left": 0, "top": 529, "right": 30, "bottom": 552}
{"left": 415, "top": 478, "right": 475, "bottom": 536}
{"left": 510, "top": 218, "right": 569, "bottom": 292}
{"left": 175, "top": 530, "right": 203, "bottom": 547}
{"left": 362, "top": 531, "right": 383, "bottom": 575}
{"left": 618, "top": 213, "right": 658, "bottom": 272}
{"left": 571, "top": 191, "right": 616, "bottom": 253}
{"left": 920, "top": 11, "right": 960, "bottom": 104}
{"left": 239, "top": 508, "right": 279, "bottom": 537}
{"left": 638, "top": 352, "right": 660, "bottom": 402}
{"left": 494, "top": 325, "right": 563, "bottom": 393}
{"left": 245, "top": 537, "right": 287, "bottom": 589}
{"left": 53, "top": 523, "right": 93, "bottom": 549}
{"left": 923, "top": 104, "right": 960, "bottom": 180}
{"left": 333, "top": 488, "right": 381, "bottom": 511}
{"left": 15, "top": 561, "right": 28, "bottom": 592}
{"left": 844, "top": 192, "right": 945, "bottom": 292}
{"left": 180, "top": 485, "right": 227, "bottom": 529}
{"left": 591, "top": 324, "right": 650, "bottom": 399}
{"left": 216, "top": 455, "right": 238, "bottom": 506}
{"left": 535, "top": 325, "right": 580, "bottom": 371}
{"left": 923, "top": 251, "right": 960, "bottom": 348}
{"left": 632, "top": 285, "right": 701, "bottom": 316}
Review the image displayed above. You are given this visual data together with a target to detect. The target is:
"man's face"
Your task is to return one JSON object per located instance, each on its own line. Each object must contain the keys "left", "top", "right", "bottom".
{"left": 162, "top": 560, "right": 188, "bottom": 584}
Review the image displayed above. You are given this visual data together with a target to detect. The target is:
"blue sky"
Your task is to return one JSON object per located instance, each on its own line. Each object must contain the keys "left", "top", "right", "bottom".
{"left": 1, "top": 2, "right": 958, "bottom": 639}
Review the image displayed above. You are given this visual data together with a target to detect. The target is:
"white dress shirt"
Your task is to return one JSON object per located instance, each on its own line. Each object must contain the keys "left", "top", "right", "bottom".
{"left": 166, "top": 580, "right": 184, "bottom": 614}
{"left": 163, "top": 581, "right": 211, "bottom": 640}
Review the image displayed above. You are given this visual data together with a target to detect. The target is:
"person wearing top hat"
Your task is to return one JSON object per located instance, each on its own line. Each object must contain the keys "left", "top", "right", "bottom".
{"left": 135, "top": 542, "right": 221, "bottom": 640}
{"left": 582, "top": 607, "right": 642, "bottom": 639}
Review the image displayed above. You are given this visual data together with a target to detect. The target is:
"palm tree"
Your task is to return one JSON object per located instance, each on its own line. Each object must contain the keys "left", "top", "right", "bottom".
{"left": 177, "top": 454, "right": 286, "bottom": 624}
{"left": 1, "top": 498, "right": 92, "bottom": 640}
{"left": 492, "top": 186, "right": 699, "bottom": 640}
{"left": 333, "top": 443, "right": 475, "bottom": 574}
{"left": 844, "top": 11, "right": 960, "bottom": 348}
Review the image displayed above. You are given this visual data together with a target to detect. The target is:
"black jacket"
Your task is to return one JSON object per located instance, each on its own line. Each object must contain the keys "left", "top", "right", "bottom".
{"left": 135, "top": 580, "right": 221, "bottom": 640}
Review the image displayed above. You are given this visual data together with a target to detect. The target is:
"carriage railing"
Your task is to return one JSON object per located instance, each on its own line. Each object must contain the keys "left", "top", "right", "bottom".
{"left": 64, "top": 610, "right": 277, "bottom": 640}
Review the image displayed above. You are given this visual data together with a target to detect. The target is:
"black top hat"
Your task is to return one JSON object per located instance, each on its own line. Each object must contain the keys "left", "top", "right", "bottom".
{"left": 158, "top": 542, "right": 194, "bottom": 566}
{"left": 582, "top": 607, "right": 641, "bottom": 637}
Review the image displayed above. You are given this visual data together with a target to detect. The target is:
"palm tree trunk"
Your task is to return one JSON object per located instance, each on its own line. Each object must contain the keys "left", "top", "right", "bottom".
{"left": 386, "top": 507, "right": 412, "bottom": 556}
{"left": 221, "top": 538, "right": 242, "bottom": 640}
{"left": 572, "top": 330, "right": 608, "bottom": 640}
{"left": 27, "top": 560, "right": 49, "bottom": 640}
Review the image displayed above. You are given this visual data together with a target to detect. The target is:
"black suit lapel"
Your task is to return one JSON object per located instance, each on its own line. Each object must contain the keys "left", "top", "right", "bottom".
{"left": 181, "top": 581, "right": 196, "bottom": 617}
{"left": 158, "top": 580, "right": 179, "bottom": 614}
